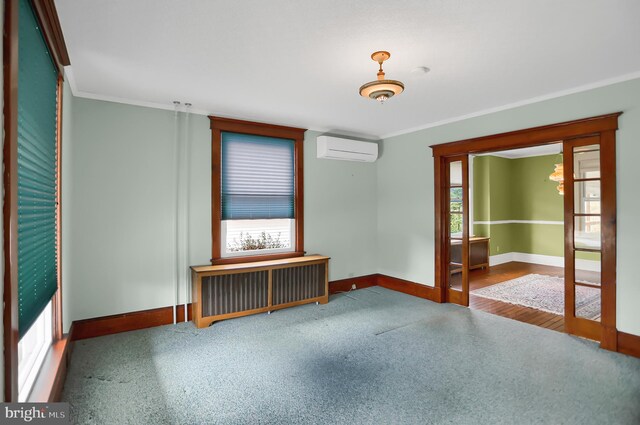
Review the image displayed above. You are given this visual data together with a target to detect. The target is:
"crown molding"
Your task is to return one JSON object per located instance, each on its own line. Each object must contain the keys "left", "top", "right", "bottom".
{"left": 380, "top": 71, "right": 640, "bottom": 140}
{"left": 65, "top": 66, "right": 640, "bottom": 140}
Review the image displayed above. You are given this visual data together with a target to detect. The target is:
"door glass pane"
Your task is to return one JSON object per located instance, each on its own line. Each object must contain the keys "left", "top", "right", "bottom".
{"left": 575, "top": 251, "right": 601, "bottom": 286}
{"left": 575, "top": 286, "right": 600, "bottom": 322}
{"left": 448, "top": 160, "right": 463, "bottom": 291}
{"left": 574, "top": 180, "right": 600, "bottom": 215}
{"left": 450, "top": 213, "right": 463, "bottom": 236}
{"left": 448, "top": 271, "right": 462, "bottom": 290}
{"left": 573, "top": 145, "right": 600, "bottom": 179}
{"left": 450, "top": 161, "right": 462, "bottom": 186}
{"left": 574, "top": 216, "right": 601, "bottom": 250}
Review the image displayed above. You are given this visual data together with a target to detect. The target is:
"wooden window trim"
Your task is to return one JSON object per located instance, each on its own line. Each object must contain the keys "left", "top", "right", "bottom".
{"left": 3, "top": 0, "right": 70, "bottom": 402}
{"left": 30, "top": 0, "right": 70, "bottom": 73}
{"left": 209, "top": 116, "right": 306, "bottom": 265}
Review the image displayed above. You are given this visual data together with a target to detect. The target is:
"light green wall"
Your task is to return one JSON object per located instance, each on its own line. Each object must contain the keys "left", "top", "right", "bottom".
{"left": 377, "top": 77, "right": 640, "bottom": 336}
{"left": 62, "top": 77, "right": 640, "bottom": 337}
{"left": 61, "top": 77, "right": 75, "bottom": 332}
{"left": 61, "top": 100, "right": 377, "bottom": 330}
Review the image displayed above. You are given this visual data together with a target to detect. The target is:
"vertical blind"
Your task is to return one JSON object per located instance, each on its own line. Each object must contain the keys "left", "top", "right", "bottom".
{"left": 17, "top": 0, "right": 59, "bottom": 337}
{"left": 221, "top": 132, "right": 295, "bottom": 220}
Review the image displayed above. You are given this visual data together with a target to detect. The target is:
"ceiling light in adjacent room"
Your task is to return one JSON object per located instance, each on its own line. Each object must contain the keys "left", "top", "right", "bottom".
{"left": 359, "top": 51, "right": 404, "bottom": 104}
{"left": 549, "top": 163, "right": 564, "bottom": 195}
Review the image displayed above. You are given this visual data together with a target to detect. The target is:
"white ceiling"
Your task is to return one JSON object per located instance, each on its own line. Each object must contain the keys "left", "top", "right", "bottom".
{"left": 55, "top": 0, "right": 640, "bottom": 139}
{"left": 476, "top": 143, "right": 563, "bottom": 159}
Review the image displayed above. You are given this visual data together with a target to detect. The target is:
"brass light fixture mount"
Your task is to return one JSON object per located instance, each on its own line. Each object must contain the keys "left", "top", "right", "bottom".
{"left": 359, "top": 50, "right": 404, "bottom": 103}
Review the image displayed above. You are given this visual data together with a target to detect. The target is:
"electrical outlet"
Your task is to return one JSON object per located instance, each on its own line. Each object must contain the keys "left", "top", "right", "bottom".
{"left": 497, "top": 245, "right": 500, "bottom": 252}
{"left": 351, "top": 283, "right": 357, "bottom": 290}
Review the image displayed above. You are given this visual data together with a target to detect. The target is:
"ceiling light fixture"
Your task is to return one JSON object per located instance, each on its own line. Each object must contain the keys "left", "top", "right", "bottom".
{"left": 549, "top": 152, "right": 564, "bottom": 195}
{"left": 359, "top": 51, "right": 404, "bottom": 104}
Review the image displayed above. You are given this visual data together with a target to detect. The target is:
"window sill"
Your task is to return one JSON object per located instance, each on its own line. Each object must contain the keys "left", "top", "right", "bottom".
{"left": 26, "top": 336, "right": 71, "bottom": 402}
{"left": 212, "top": 251, "right": 305, "bottom": 265}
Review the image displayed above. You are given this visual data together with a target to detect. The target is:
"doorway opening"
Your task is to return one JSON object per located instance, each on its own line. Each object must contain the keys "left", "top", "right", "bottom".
{"left": 432, "top": 114, "right": 620, "bottom": 350}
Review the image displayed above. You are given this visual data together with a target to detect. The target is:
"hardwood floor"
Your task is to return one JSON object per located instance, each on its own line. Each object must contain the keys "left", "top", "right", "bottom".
{"left": 461, "top": 262, "right": 568, "bottom": 333}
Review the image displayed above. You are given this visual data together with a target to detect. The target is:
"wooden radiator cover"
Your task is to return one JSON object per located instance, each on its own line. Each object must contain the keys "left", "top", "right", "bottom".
{"left": 191, "top": 255, "right": 329, "bottom": 328}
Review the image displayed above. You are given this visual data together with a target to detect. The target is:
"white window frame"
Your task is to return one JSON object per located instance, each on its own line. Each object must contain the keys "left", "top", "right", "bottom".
{"left": 221, "top": 219, "right": 296, "bottom": 258}
{"left": 18, "top": 300, "right": 53, "bottom": 402}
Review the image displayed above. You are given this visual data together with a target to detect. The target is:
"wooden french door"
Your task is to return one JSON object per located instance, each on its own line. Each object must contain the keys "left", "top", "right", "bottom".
{"left": 444, "top": 155, "right": 469, "bottom": 306}
{"left": 563, "top": 134, "right": 617, "bottom": 348}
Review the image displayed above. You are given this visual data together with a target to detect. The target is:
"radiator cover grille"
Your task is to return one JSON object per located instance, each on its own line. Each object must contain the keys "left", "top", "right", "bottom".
{"left": 201, "top": 271, "right": 269, "bottom": 317}
{"left": 272, "top": 263, "right": 325, "bottom": 305}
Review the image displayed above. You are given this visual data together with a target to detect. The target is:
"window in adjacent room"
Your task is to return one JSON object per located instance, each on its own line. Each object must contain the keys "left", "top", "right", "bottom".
{"left": 210, "top": 117, "right": 306, "bottom": 264}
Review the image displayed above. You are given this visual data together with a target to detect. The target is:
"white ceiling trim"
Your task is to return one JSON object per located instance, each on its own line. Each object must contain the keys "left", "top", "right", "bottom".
{"left": 380, "top": 70, "right": 640, "bottom": 140}
{"left": 65, "top": 66, "right": 337, "bottom": 133}
{"left": 65, "top": 66, "right": 640, "bottom": 140}
{"left": 65, "top": 66, "right": 210, "bottom": 116}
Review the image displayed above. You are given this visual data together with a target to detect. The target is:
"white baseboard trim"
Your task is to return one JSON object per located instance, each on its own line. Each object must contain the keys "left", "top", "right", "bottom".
{"left": 474, "top": 220, "right": 563, "bottom": 225}
{"left": 489, "top": 252, "right": 600, "bottom": 272}
{"left": 489, "top": 253, "right": 515, "bottom": 266}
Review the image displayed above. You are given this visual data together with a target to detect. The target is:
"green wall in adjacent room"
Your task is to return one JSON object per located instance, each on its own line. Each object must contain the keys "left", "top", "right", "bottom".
{"left": 473, "top": 153, "right": 563, "bottom": 223}
{"left": 472, "top": 153, "right": 565, "bottom": 258}
{"left": 511, "top": 154, "right": 564, "bottom": 221}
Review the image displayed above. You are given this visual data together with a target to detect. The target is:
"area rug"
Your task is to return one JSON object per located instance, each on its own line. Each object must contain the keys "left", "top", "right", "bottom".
{"left": 470, "top": 274, "right": 601, "bottom": 320}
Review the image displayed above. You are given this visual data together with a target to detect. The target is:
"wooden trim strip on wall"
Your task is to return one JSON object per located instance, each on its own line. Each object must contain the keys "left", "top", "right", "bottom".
{"left": 328, "top": 274, "right": 379, "bottom": 294}
{"left": 65, "top": 274, "right": 638, "bottom": 361}
{"left": 328, "top": 274, "right": 442, "bottom": 303}
{"left": 377, "top": 274, "right": 442, "bottom": 302}
{"left": 70, "top": 305, "right": 193, "bottom": 341}
{"left": 617, "top": 331, "right": 640, "bottom": 358}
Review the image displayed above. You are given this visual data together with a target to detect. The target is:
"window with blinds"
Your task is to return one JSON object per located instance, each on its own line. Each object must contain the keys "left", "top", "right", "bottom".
{"left": 17, "top": 0, "right": 59, "bottom": 338}
{"left": 221, "top": 132, "right": 296, "bottom": 257}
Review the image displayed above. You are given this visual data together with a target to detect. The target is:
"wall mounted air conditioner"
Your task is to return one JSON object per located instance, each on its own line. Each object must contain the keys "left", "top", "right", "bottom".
{"left": 316, "top": 135, "right": 378, "bottom": 162}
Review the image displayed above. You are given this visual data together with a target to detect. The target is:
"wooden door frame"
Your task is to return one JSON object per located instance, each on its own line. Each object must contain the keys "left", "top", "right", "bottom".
{"left": 431, "top": 113, "right": 621, "bottom": 350}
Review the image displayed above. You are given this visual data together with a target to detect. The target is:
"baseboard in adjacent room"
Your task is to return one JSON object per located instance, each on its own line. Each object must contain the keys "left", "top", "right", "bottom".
{"left": 489, "top": 252, "right": 601, "bottom": 272}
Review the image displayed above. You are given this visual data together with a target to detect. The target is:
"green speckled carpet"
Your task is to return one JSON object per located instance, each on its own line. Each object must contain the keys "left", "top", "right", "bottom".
{"left": 62, "top": 287, "right": 640, "bottom": 424}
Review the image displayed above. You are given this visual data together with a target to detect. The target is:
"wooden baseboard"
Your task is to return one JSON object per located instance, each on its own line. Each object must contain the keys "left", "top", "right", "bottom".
{"left": 65, "top": 275, "right": 639, "bottom": 361}
{"left": 377, "top": 274, "right": 442, "bottom": 303}
{"left": 70, "top": 304, "right": 192, "bottom": 341}
{"left": 617, "top": 331, "right": 640, "bottom": 358}
{"left": 329, "top": 273, "right": 442, "bottom": 303}
{"left": 328, "top": 274, "right": 379, "bottom": 294}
